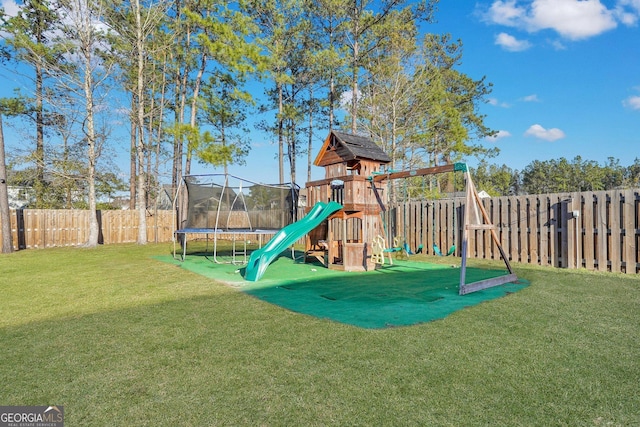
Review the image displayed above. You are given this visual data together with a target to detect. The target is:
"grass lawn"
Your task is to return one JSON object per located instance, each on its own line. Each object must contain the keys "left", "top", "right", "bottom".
{"left": 1, "top": 243, "right": 639, "bottom": 426}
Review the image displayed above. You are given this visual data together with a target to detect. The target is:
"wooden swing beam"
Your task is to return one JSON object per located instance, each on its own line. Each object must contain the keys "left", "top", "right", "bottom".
{"left": 370, "top": 163, "right": 466, "bottom": 182}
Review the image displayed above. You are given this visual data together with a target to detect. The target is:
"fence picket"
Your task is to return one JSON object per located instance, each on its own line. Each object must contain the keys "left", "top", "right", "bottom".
{"left": 582, "top": 193, "right": 594, "bottom": 270}
{"left": 596, "top": 193, "right": 609, "bottom": 271}
{"left": 537, "top": 196, "right": 547, "bottom": 266}
{"left": 622, "top": 190, "right": 637, "bottom": 273}
{"left": 526, "top": 196, "right": 537, "bottom": 264}
{"left": 610, "top": 191, "right": 622, "bottom": 272}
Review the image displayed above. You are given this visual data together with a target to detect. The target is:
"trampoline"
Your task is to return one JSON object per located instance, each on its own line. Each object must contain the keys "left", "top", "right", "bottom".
{"left": 172, "top": 174, "right": 299, "bottom": 263}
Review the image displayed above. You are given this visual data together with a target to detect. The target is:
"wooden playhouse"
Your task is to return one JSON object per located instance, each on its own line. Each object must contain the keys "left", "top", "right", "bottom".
{"left": 304, "top": 130, "right": 391, "bottom": 272}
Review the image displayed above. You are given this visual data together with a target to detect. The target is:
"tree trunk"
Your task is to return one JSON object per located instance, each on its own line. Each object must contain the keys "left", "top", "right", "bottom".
{"left": 185, "top": 53, "right": 207, "bottom": 177}
{"left": 82, "top": 14, "right": 100, "bottom": 247}
{"left": 307, "top": 87, "right": 313, "bottom": 183}
{"left": 329, "top": 71, "right": 335, "bottom": 130}
{"left": 35, "top": 61, "right": 45, "bottom": 207}
{"left": 135, "top": 0, "right": 147, "bottom": 244}
{"left": 288, "top": 121, "right": 296, "bottom": 184}
{"left": 0, "top": 115, "right": 13, "bottom": 253}
{"left": 276, "top": 82, "right": 284, "bottom": 184}
{"left": 350, "top": 15, "right": 359, "bottom": 134}
{"left": 129, "top": 95, "right": 137, "bottom": 210}
{"left": 277, "top": 80, "right": 284, "bottom": 184}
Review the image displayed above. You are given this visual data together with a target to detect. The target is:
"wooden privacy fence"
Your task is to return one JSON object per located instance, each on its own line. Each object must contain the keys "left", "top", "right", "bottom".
{"left": 393, "top": 188, "right": 640, "bottom": 274}
{"left": 0, "top": 209, "right": 175, "bottom": 249}
{"left": 2, "top": 189, "right": 639, "bottom": 275}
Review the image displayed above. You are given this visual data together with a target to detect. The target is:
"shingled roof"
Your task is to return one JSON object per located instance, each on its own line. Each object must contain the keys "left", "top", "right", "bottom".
{"left": 314, "top": 130, "right": 391, "bottom": 166}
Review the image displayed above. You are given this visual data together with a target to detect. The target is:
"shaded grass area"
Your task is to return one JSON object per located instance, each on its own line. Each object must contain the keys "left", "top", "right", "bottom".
{"left": 158, "top": 250, "right": 528, "bottom": 328}
{"left": 1, "top": 244, "right": 639, "bottom": 426}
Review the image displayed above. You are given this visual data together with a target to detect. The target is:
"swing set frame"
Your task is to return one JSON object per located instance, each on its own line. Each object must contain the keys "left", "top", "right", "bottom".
{"left": 370, "top": 162, "right": 518, "bottom": 295}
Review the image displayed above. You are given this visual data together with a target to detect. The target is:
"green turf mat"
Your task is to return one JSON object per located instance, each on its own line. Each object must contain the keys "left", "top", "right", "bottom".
{"left": 155, "top": 253, "right": 529, "bottom": 329}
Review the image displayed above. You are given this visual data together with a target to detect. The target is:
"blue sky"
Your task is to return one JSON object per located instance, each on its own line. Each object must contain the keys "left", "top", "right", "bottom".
{"left": 220, "top": 0, "right": 640, "bottom": 184}
{"left": 2, "top": 0, "right": 639, "bottom": 186}
{"left": 428, "top": 1, "right": 640, "bottom": 167}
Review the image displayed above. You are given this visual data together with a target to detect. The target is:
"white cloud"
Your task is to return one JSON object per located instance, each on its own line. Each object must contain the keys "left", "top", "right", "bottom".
{"left": 623, "top": 95, "right": 640, "bottom": 110}
{"left": 525, "top": 124, "right": 566, "bottom": 141}
{"left": 486, "top": 130, "right": 512, "bottom": 141}
{"left": 615, "top": 6, "right": 639, "bottom": 24}
{"left": 616, "top": 0, "right": 640, "bottom": 24}
{"left": 484, "top": 0, "right": 639, "bottom": 40}
{"left": 495, "top": 32, "right": 532, "bottom": 51}
{"left": 340, "top": 90, "right": 361, "bottom": 109}
{"left": 522, "top": 94, "right": 541, "bottom": 102}
{"left": 528, "top": 0, "right": 617, "bottom": 40}
{"left": 549, "top": 39, "right": 567, "bottom": 50}
{"left": 1, "top": 0, "right": 20, "bottom": 17}
{"left": 485, "top": 0, "right": 527, "bottom": 26}
{"left": 487, "top": 97, "right": 511, "bottom": 108}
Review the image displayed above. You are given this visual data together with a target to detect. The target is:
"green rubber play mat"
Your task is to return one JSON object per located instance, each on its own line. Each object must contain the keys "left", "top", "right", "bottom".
{"left": 156, "top": 252, "right": 529, "bottom": 329}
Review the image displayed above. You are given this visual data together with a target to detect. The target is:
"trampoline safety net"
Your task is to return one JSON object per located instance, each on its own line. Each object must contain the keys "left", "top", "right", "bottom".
{"left": 178, "top": 174, "right": 299, "bottom": 231}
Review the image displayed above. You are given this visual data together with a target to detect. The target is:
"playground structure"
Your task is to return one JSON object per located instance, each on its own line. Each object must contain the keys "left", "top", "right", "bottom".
{"left": 304, "top": 130, "right": 517, "bottom": 295}
{"left": 304, "top": 131, "right": 391, "bottom": 272}
{"left": 172, "top": 132, "right": 517, "bottom": 293}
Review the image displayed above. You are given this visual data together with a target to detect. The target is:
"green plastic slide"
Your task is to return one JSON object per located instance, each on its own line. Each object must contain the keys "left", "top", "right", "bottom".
{"left": 244, "top": 201, "right": 343, "bottom": 281}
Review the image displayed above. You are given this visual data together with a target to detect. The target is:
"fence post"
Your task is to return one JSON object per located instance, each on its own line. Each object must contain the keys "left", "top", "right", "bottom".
{"left": 561, "top": 197, "right": 579, "bottom": 269}
{"left": 596, "top": 192, "right": 609, "bottom": 271}
{"left": 610, "top": 192, "right": 623, "bottom": 272}
{"left": 16, "top": 208, "right": 25, "bottom": 249}
{"left": 526, "top": 196, "right": 538, "bottom": 265}
{"left": 621, "top": 190, "right": 637, "bottom": 274}
{"left": 96, "top": 210, "right": 104, "bottom": 245}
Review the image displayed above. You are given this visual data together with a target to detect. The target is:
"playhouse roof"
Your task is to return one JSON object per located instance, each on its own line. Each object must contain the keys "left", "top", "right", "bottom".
{"left": 314, "top": 130, "right": 391, "bottom": 167}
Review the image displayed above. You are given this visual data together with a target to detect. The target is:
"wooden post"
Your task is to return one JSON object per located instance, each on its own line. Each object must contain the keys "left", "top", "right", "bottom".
{"left": 550, "top": 198, "right": 560, "bottom": 268}
{"left": 596, "top": 192, "right": 608, "bottom": 271}
{"left": 560, "top": 198, "right": 576, "bottom": 269}
{"left": 610, "top": 191, "right": 622, "bottom": 272}
{"left": 459, "top": 171, "right": 516, "bottom": 295}
{"left": 582, "top": 192, "right": 595, "bottom": 270}
{"left": 622, "top": 189, "right": 636, "bottom": 273}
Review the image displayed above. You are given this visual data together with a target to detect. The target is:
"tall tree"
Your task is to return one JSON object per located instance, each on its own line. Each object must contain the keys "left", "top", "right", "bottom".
{"left": 132, "top": 0, "right": 148, "bottom": 243}
{"left": 197, "top": 71, "right": 251, "bottom": 172}
{"left": 104, "top": 0, "right": 170, "bottom": 211}
{"left": 627, "top": 158, "right": 640, "bottom": 188}
{"left": 341, "top": 0, "right": 436, "bottom": 133}
{"left": 186, "top": 0, "right": 262, "bottom": 173}
{"left": 105, "top": 0, "right": 168, "bottom": 243}
{"left": 602, "top": 157, "right": 625, "bottom": 190}
{"left": 0, "top": 0, "right": 62, "bottom": 207}
{"left": 358, "top": 31, "right": 496, "bottom": 196}
{"left": 415, "top": 34, "right": 496, "bottom": 168}
{"left": 306, "top": 0, "right": 349, "bottom": 131}
{"left": 472, "top": 161, "right": 518, "bottom": 196}
{"left": 46, "top": 0, "right": 116, "bottom": 245}
{"left": 0, "top": 113, "right": 12, "bottom": 253}
{"left": 248, "top": 0, "right": 305, "bottom": 183}
{"left": 358, "top": 7, "right": 421, "bottom": 175}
